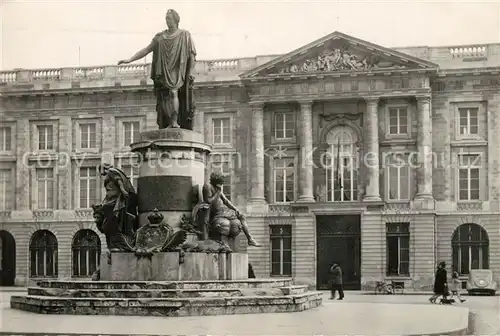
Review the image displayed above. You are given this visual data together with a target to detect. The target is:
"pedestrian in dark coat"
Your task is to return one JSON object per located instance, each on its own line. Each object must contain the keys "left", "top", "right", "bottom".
{"left": 429, "top": 261, "right": 448, "bottom": 303}
{"left": 248, "top": 263, "right": 256, "bottom": 279}
{"left": 329, "top": 263, "right": 344, "bottom": 300}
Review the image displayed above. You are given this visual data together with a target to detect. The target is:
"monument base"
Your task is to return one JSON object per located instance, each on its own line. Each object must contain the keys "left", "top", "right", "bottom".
{"left": 100, "top": 252, "right": 248, "bottom": 281}
{"left": 11, "top": 279, "right": 322, "bottom": 316}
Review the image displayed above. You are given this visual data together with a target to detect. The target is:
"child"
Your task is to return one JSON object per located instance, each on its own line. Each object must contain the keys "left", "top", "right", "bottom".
{"left": 450, "top": 270, "right": 466, "bottom": 303}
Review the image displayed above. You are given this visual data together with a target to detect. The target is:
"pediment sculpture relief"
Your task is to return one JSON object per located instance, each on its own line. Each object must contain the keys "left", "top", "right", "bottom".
{"left": 278, "top": 48, "right": 407, "bottom": 74}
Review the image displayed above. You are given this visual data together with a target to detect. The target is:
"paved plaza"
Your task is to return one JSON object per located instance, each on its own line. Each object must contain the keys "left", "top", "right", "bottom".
{"left": 1, "top": 290, "right": 498, "bottom": 335}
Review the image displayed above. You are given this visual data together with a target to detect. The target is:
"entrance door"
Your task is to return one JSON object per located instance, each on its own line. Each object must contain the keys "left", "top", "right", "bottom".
{"left": 316, "top": 215, "right": 361, "bottom": 290}
{"left": 0, "top": 230, "right": 16, "bottom": 286}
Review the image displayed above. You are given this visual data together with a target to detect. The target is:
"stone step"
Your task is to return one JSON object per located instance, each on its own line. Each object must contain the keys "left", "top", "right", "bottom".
{"left": 28, "top": 285, "right": 309, "bottom": 299}
{"left": 35, "top": 278, "right": 293, "bottom": 290}
{"left": 27, "top": 287, "right": 244, "bottom": 298}
{"left": 279, "top": 285, "right": 308, "bottom": 295}
{"left": 10, "top": 292, "right": 323, "bottom": 317}
{"left": 28, "top": 286, "right": 307, "bottom": 298}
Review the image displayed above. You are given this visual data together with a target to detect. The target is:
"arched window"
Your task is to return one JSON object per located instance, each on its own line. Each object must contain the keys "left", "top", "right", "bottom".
{"left": 29, "top": 230, "right": 58, "bottom": 278}
{"left": 325, "top": 125, "right": 359, "bottom": 202}
{"left": 452, "top": 223, "right": 489, "bottom": 275}
{"left": 72, "top": 229, "right": 101, "bottom": 277}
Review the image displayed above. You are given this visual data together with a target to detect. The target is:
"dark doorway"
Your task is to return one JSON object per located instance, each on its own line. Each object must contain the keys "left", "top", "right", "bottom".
{"left": 0, "top": 230, "right": 16, "bottom": 286}
{"left": 316, "top": 215, "right": 361, "bottom": 290}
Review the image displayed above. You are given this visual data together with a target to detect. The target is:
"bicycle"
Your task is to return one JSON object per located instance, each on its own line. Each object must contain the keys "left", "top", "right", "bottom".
{"left": 374, "top": 280, "right": 404, "bottom": 295}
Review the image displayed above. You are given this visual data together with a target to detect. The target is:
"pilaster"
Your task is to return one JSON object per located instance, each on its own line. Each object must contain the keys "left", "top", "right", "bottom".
{"left": 193, "top": 110, "right": 205, "bottom": 140}
{"left": 415, "top": 95, "right": 434, "bottom": 205}
{"left": 57, "top": 116, "right": 72, "bottom": 210}
{"left": 363, "top": 97, "right": 381, "bottom": 202}
{"left": 248, "top": 102, "right": 267, "bottom": 212}
{"left": 297, "top": 101, "right": 315, "bottom": 202}
{"left": 15, "top": 119, "right": 30, "bottom": 211}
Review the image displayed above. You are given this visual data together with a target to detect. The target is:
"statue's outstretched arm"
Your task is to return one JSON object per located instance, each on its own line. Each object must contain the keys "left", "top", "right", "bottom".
{"left": 118, "top": 40, "right": 154, "bottom": 65}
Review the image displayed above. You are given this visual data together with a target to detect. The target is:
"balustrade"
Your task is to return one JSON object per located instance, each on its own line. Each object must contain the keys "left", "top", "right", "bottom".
{"left": 449, "top": 46, "right": 488, "bottom": 59}
{"left": 0, "top": 58, "right": 245, "bottom": 84}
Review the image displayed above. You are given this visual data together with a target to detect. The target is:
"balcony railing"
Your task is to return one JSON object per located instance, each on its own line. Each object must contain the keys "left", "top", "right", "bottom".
{"left": 0, "top": 57, "right": 261, "bottom": 85}
{"left": 449, "top": 46, "right": 488, "bottom": 61}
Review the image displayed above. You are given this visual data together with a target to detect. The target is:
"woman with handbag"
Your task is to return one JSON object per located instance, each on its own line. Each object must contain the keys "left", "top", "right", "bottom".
{"left": 429, "top": 261, "right": 448, "bottom": 304}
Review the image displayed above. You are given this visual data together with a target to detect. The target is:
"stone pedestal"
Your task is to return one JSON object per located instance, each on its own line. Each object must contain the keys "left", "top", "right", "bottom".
{"left": 100, "top": 252, "right": 248, "bottom": 281}
{"left": 100, "top": 252, "right": 180, "bottom": 281}
{"left": 130, "top": 129, "right": 211, "bottom": 229}
{"left": 226, "top": 253, "right": 248, "bottom": 280}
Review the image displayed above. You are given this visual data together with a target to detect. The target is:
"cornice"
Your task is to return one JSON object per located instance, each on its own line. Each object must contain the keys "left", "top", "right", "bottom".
{"left": 241, "top": 67, "right": 438, "bottom": 84}
{"left": 0, "top": 80, "right": 244, "bottom": 97}
{"left": 248, "top": 88, "right": 431, "bottom": 104}
{"left": 435, "top": 66, "right": 500, "bottom": 77}
{"left": 0, "top": 85, "right": 152, "bottom": 97}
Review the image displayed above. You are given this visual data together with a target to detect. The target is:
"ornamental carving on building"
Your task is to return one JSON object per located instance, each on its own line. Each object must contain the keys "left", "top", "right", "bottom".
{"left": 279, "top": 48, "right": 407, "bottom": 74}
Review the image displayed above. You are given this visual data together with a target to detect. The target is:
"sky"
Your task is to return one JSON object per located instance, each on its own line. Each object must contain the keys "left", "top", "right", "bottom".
{"left": 1, "top": 0, "right": 500, "bottom": 70}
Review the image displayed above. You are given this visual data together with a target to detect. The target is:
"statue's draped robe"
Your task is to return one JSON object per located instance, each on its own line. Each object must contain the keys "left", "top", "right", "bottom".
{"left": 102, "top": 168, "right": 139, "bottom": 237}
{"left": 151, "top": 29, "right": 197, "bottom": 129}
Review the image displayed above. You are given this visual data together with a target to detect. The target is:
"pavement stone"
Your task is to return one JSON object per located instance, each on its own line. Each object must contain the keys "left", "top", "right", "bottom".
{"left": 0, "top": 291, "right": 470, "bottom": 335}
{"left": 0, "top": 287, "right": 27, "bottom": 293}
{"left": 361, "top": 290, "right": 499, "bottom": 296}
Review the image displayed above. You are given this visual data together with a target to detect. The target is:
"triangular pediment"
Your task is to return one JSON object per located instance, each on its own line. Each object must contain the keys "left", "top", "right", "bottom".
{"left": 240, "top": 31, "right": 438, "bottom": 79}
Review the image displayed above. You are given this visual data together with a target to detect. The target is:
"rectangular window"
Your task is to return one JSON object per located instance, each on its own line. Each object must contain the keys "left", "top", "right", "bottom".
{"left": 123, "top": 121, "right": 140, "bottom": 146}
{"left": 274, "top": 158, "right": 295, "bottom": 203}
{"left": 458, "top": 154, "right": 480, "bottom": 201}
{"left": 78, "top": 167, "right": 98, "bottom": 208}
{"left": 121, "top": 166, "right": 139, "bottom": 190}
{"left": 0, "top": 169, "right": 13, "bottom": 210}
{"left": 37, "top": 125, "right": 54, "bottom": 150}
{"left": 79, "top": 123, "right": 97, "bottom": 149}
{"left": 0, "top": 127, "right": 12, "bottom": 151}
{"left": 386, "top": 222, "right": 410, "bottom": 276}
{"left": 36, "top": 168, "right": 54, "bottom": 209}
{"left": 387, "top": 155, "right": 410, "bottom": 200}
{"left": 388, "top": 107, "right": 409, "bottom": 135}
{"left": 270, "top": 225, "right": 292, "bottom": 276}
{"left": 212, "top": 118, "right": 231, "bottom": 145}
{"left": 274, "top": 112, "right": 295, "bottom": 139}
{"left": 459, "top": 108, "right": 479, "bottom": 136}
{"left": 210, "top": 155, "right": 232, "bottom": 201}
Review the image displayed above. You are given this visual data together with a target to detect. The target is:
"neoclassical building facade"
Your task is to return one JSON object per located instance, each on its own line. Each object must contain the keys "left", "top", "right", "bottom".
{"left": 0, "top": 32, "right": 499, "bottom": 289}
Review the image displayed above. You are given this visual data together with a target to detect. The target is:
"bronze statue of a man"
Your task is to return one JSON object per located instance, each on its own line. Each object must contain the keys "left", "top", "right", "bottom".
{"left": 118, "top": 9, "right": 196, "bottom": 130}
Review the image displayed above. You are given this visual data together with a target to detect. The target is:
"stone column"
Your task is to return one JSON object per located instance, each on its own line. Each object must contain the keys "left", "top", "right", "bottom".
{"left": 415, "top": 95, "right": 433, "bottom": 199}
{"left": 363, "top": 97, "right": 381, "bottom": 201}
{"left": 297, "top": 101, "right": 315, "bottom": 202}
{"left": 248, "top": 103, "right": 266, "bottom": 211}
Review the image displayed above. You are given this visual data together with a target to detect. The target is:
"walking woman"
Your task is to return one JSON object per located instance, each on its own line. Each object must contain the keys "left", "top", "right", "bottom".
{"left": 429, "top": 261, "right": 448, "bottom": 303}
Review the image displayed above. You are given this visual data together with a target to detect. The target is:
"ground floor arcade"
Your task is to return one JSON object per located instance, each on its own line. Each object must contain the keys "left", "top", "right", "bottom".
{"left": 0, "top": 211, "right": 498, "bottom": 288}
{"left": 246, "top": 209, "right": 499, "bottom": 290}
